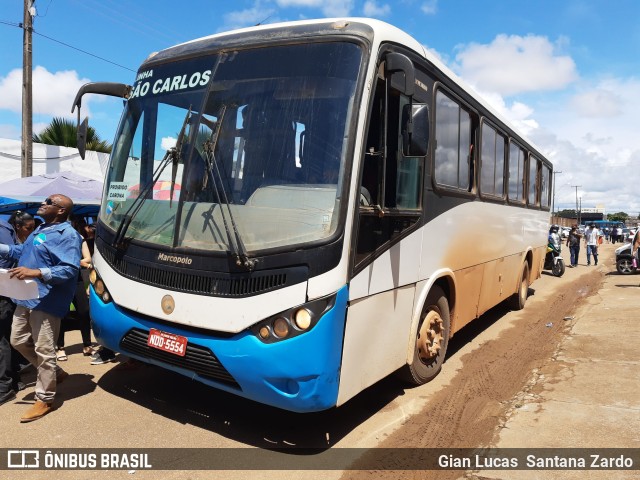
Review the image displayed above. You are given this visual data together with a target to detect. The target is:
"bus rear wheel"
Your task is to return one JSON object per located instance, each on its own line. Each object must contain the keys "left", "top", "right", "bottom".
{"left": 509, "top": 262, "right": 530, "bottom": 310}
{"left": 397, "top": 286, "right": 450, "bottom": 385}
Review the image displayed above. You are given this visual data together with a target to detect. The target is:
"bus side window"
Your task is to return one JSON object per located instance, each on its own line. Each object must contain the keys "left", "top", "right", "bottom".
{"left": 355, "top": 63, "right": 423, "bottom": 268}
{"left": 434, "top": 90, "right": 477, "bottom": 193}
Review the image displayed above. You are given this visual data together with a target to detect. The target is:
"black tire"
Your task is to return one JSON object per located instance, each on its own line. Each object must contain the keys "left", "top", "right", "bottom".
{"left": 509, "top": 262, "right": 530, "bottom": 310}
{"left": 616, "top": 257, "right": 635, "bottom": 275}
{"left": 552, "top": 259, "right": 565, "bottom": 277}
{"left": 397, "top": 286, "right": 450, "bottom": 385}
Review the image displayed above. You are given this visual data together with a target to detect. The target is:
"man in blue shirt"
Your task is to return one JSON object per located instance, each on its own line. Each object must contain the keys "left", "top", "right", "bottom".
{"left": 0, "top": 194, "right": 82, "bottom": 422}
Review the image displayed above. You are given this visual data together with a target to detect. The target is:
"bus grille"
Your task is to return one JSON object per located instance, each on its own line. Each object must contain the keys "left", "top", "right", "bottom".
{"left": 100, "top": 246, "right": 292, "bottom": 297}
{"left": 120, "top": 328, "right": 240, "bottom": 389}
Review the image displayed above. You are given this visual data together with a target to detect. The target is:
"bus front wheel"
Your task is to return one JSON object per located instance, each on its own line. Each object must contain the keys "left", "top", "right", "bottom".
{"left": 397, "top": 286, "right": 450, "bottom": 385}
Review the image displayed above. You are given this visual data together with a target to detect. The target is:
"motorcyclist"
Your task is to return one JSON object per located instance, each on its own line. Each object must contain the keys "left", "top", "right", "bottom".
{"left": 548, "top": 225, "right": 561, "bottom": 251}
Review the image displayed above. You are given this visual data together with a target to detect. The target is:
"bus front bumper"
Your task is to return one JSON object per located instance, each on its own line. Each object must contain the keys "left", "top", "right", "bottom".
{"left": 89, "top": 286, "right": 348, "bottom": 413}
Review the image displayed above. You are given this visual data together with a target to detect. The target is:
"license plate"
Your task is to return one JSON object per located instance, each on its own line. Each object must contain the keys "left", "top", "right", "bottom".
{"left": 147, "top": 328, "right": 187, "bottom": 357}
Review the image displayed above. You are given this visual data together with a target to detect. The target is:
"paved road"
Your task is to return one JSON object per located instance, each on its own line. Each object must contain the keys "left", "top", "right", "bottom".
{"left": 1, "top": 243, "right": 637, "bottom": 480}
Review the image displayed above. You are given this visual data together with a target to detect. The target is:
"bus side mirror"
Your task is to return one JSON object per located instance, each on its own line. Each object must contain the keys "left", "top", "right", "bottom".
{"left": 77, "top": 117, "right": 89, "bottom": 160}
{"left": 71, "top": 82, "right": 132, "bottom": 160}
{"left": 402, "top": 103, "right": 429, "bottom": 157}
{"left": 385, "top": 52, "right": 415, "bottom": 97}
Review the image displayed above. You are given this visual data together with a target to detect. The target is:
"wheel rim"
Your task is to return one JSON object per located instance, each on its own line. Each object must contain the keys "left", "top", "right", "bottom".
{"left": 417, "top": 310, "right": 444, "bottom": 363}
{"left": 619, "top": 259, "right": 633, "bottom": 274}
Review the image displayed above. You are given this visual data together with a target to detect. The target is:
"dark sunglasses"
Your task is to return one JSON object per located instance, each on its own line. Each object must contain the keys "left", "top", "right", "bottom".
{"left": 43, "top": 198, "right": 64, "bottom": 208}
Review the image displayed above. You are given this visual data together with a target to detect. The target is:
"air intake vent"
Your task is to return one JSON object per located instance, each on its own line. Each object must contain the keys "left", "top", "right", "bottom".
{"left": 98, "top": 243, "right": 306, "bottom": 298}
{"left": 120, "top": 328, "right": 240, "bottom": 388}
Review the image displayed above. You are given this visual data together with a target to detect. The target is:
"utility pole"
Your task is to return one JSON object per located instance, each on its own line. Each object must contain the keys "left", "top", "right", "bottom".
{"left": 552, "top": 170, "right": 562, "bottom": 218}
{"left": 579, "top": 196, "right": 582, "bottom": 226}
{"left": 571, "top": 185, "right": 581, "bottom": 225}
{"left": 21, "top": 0, "right": 34, "bottom": 178}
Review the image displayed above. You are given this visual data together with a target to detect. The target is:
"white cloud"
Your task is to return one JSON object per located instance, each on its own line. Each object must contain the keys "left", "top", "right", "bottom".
{"left": 33, "top": 122, "right": 50, "bottom": 136}
{"left": 221, "top": 4, "right": 277, "bottom": 31}
{"left": 454, "top": 34, "right": 578, "bottom": 96}
{"left": 161, "top": 136, "right": 177, "bottom": 151}
{"left": 276, "top": 0, "right": 323, "bottom": 6}
{"left": 0, "top": 66, "right": 92, "bottom": 118}
{"left": 448, "top": 35, "right": 638, "bottom": 213}
{"left": 526, "top": 78, "right": 640, "bottom": 214}
{"left": 421, "top": 0, "right": 438, "bottom": 15}
{"left": 363, "top": 1, "right": 390, "bottom": 17}
{"left": 569, "top": 88, "right": 622, "bottom": 118}
{"left": 276, "top": 0, "right": 354, "bottom": 17}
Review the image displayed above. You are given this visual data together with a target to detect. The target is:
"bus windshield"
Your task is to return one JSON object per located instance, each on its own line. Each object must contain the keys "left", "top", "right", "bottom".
{"left": 101, "top": 41, "right": 362, "bottom": 253}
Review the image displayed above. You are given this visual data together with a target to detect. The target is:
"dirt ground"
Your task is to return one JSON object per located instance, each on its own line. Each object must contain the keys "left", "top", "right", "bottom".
{"left": 4, "top": 246, "right": 628, "bottom": 480}
{"left": 344, "top": 259, "right": 606, "bottom": 480}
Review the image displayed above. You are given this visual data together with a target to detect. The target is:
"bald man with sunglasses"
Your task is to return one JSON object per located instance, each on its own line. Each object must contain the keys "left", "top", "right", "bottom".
{"left": 0, "top": 194, "right": 82, "bottom": 422}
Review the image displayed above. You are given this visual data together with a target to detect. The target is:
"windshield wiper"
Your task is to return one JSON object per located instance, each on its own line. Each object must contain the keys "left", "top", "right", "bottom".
{"left": 201, "top": 105, "right": 256, "bottom": 270}
{"left": 112, "top": 107, "right": 191, "bottom": 248}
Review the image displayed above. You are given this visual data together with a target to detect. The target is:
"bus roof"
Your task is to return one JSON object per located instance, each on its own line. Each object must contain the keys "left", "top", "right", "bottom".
{"left": 141, "top": 17, "right": 548, "bottom": 164}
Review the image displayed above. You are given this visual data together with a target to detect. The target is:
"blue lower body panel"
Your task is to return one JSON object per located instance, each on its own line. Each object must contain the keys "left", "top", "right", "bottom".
{"left": 89, "top": 286, "right": 348, "bottom": 412}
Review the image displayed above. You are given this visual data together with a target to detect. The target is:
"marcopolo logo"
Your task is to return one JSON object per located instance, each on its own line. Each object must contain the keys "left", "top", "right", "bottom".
{"left": 157, "top": 252, "right": 193, "bottom": 265}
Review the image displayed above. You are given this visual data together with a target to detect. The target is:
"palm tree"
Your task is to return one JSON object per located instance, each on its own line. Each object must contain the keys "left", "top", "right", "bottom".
{"left": 33, "top": 117, "right": 112, "bottom": 153}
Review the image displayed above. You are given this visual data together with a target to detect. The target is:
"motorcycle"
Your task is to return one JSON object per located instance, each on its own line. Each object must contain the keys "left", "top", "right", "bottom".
{"left": 544, "top": 243, "right": 565, "bottom": 277}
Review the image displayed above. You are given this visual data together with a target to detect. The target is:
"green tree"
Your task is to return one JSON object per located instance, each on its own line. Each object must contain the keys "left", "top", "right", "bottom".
{"left": 557, "top": 209, "right": 577, "bottom": 218}
{"left": 33, "top": 117, "right": 112, "bottom": 153}
{"left": 607, "top": 212, "right": 629, "bottom": 222}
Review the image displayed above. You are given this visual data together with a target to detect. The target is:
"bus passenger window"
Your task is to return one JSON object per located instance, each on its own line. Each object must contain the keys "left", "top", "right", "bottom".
{"left": 480, "top": 122, "right": 506, "bottom": 197}
{"left": 528, "top": 155, "right": 539, "bottom": 205}
{"left": 434, "top": 90, "right": 474, "bottom": 192}
{"left": 508, "top": 142, "right": 526, "bottom": 203}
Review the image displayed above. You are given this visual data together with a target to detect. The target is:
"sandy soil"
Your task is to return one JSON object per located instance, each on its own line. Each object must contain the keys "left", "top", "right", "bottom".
{"left": 343, "top": 265, "right": 605, "bottom": 480}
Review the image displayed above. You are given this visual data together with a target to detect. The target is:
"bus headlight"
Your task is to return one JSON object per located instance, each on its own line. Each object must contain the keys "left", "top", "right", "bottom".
{"left": 89, "top": 268, "right": 112, "bottom": 304}
{"left": 294, "top": 308, "right": 312, "bottom": 330}
{"left": 273, "top": 318, "right": 289, "bottom": 338}
{"left": 251, "top": 293, "right": 336, "bottom": 344}
{"left": 89, "top": 268, "right": 97, "bottom": 285}
{"left": 94, "top": 280, "right": 105, "bottom": 296}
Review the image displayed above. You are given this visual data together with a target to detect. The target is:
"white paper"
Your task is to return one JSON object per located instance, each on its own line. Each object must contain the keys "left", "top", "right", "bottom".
{"left": 0, "top": 269, "right": 40, "bottom": 300}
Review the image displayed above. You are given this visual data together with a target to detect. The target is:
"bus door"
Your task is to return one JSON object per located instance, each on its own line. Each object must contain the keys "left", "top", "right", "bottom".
{"left": 338, "top": 50, "right": 429, "bottom": 405}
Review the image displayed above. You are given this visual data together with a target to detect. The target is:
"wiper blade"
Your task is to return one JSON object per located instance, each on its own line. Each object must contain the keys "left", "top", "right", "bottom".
{"left": 112, "top": 107, "right": 192, "bottom": 248}
{"left": 202, "top": 106, "right": 256, "bottom": 270}
{"left": 169, "top": 106, "right": 191, "bottom": 208}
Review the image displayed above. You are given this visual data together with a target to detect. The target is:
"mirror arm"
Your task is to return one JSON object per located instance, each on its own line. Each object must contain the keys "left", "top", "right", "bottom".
{"left": 71, "top": 82, "right": 131, "bottom": 160}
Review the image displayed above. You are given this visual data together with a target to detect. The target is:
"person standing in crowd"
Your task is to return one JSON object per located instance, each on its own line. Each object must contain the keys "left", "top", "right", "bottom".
{"left": 9, "top": 211, "right": 36, "bottom": 244}
{"left": 0, "top": 216, "right": 23, "bottom": 405}
{"left": 633, "top": 229, "right": 640, "bottom": 268}
{"left": 56, "top": 216, "right": 94, "bottom": 360}
{"left": 566, "top": 225, "right": 581, "bottom": 268}
{"left": 0, "top": 195, "right": 82, "bottom": 422}
{"left": 584, "top": 223, "right": 601, "bottom": 266}
{"left": 7, "top": 212, "right": 37, "bottom": 372}
{"left": 615, "top": 225, "right": 623, "bottom": 244}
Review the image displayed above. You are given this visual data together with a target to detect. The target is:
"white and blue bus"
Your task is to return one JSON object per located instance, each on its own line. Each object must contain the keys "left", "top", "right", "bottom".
{"left": 73, "top": 18, "right": 552, "bottom": 412}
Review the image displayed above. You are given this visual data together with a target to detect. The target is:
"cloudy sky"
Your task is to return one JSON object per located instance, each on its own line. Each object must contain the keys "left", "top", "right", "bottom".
{"left": 1, "top": 0, "right": 638, "bottom": 214}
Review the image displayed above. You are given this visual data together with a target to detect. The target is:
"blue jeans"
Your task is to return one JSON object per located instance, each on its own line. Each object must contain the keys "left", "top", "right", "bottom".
{"left": 569, "top": 245, "right": 580, "bottom": 266}
{"left": 586, "top": 245, "right": 598, "bottom": 265}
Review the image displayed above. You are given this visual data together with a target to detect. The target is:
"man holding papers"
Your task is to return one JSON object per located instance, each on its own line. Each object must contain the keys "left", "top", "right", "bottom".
{"left": 0, "top": 194, "right": 82, "bottom": 422}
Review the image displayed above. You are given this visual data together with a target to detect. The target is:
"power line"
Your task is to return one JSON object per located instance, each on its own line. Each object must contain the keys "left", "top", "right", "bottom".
{"left": 0, "top": 18, "right": 136, "bottom": 73}
{"left": 33, "top": 29, "right": 136, "bottom": 73}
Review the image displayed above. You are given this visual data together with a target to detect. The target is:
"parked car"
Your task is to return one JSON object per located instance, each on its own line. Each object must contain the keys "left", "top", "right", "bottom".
{"left": 615, "top": 243, "right": 637, "bottom": 275}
